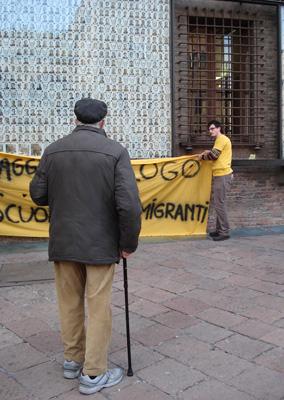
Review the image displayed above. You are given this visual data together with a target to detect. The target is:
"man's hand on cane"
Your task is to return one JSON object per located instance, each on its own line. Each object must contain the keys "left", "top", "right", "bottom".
{"left": 121, "top": 250, "right": 131, "bottom": 258}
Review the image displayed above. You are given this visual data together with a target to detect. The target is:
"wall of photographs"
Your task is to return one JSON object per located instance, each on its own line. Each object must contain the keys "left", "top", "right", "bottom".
{"left": 0, "top": 0, "right": 171, "bottom": 158}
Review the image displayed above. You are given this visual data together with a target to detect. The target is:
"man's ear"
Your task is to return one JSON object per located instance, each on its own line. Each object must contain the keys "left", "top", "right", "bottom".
{"left": 99, "top": 119, "right": 105, "bottom": 129}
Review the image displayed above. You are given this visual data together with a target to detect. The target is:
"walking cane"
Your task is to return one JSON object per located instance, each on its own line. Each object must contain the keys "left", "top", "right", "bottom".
{"left": 123, "top": 257, "right": 133, "bottom": 376}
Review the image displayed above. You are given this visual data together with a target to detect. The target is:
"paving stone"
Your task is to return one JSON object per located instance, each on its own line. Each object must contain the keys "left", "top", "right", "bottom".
{"left": 181, "top": 379, "right": 256, "bottom": 400}
{"left": 137, "top": 358, "right": 205, "bottom": 395}
{"left": 107, "top": 381, "right": 171, "bottom": 400}
{"left": 258, "top": 273, "right": 284, "bottom": 285}
{"left": 112, "top": 311, "right": 155, "bottom": 335}
{"left": 260, "top": 328, "right": 284, "bottom": 348}
{"left": 189, "top": 348, "right": 253, "bottom": 382}
{"left": 211, "top": 297, "right": 256, "bottom": 315}
{"left": 216, "top": 334, "right": 273, "bottom": 360}
{"left": 6, "top": 281, "right": 56, "bottom": 305}
{"left": 274, "top": 318, "right": 284, "bottom": 328}
{"left": 113, "top": 279, "right": 148, "bottom": 294}
{"left": 255, "top": 347, "right": 284, "bottom": 373}
{"left": 0, "top": 371, "right": 31, "bottom": 400}
{"left": 185, "top": 288, "right": 228, "bottom": 307}
{"left": 54, "top": 351, "right": 64, "bottom": 366}
{"left": 111, "top": 305, "right": 124, "bottom": 316}
{"left": 110, "top": 343, "right": 164, "bottom": 372}
{"left": 185, "top": 321, "right": 233, "bottom": 343}
{"left": 4, "top": 317, "right": 52, "bottom": 338}
{"left": 232, "top": 319, "right": 276, "bottom": 339}
{"left": 156, "top": 335, "right": 211, "bottom": 364}
{"left": 249, "top": 281, "right": 284, "bottom": 295}
{"left": 0, "top": 260, "right": 53, "bottom": 284}
{"left": 253, "top": 294, "right": 284, "bottom": 313}
{"left": 229, "top": 365, "right": 284, "bottom": 400}
{"left": 219, "top": 286, "right": 262, "bottom": 300}
{"left": 55, "top": 388, "right": 106, "bottom": 399}
{"left": 146, "top": 266, "right": 181, "bottom": 281}
{"left": 0, "top": 297, "right": 29, "bottom": 324}
{"left": 130, "top": 270, "right": 167, "bottom": 286}
{"left": 15, "top": 361, "right": 77, "bottom": 399}
{"left": 135, "top": 323, "right": 178, "bottom": 347}
{"left": 221, "top": 274, "right": 259, "bottom": 288}
{"left": 192, "top": 246, "right": 240, "bottom": 264}
{"left": 0, "top": 342, "right": 48, "bottom": 372}
{"left": 23, "top": 302, "right": 60, "bottom": 330}
{"left": 25, "top": 330, "right": 62, "bottom": 354}
{"left": 238, "top": 305, "right": 284, "bottom": 324}
{"left": 157, "top": 255, "right": 189, "bottom": 269}
{"left": 173, "top": 271, "right": 203, "bottom": 284}
{"left": 0, "top": 326, "right": 22, "bottom": 350}
{"left": 1, "top": 233, "right": 284, "bottom": 400}
{"left": 153, "top": 311, "right": 199, "bottom": 329}
{"left": 134, "top": 287, "right": 177, "bottom": 303}
{"left": 130, "top": 298, "right": 169, "bottom": 318}
{"left": 186, "top": 265, "right": 232, "bottom": 280}
{"left": 109, "top": 331, "right": 130, "bottom": 354}
{"left": 151, "top": 279, "right": 192, "bottom": 294}
{"left": 0, "top": 250, "right": 47, "bottom": 264}
{"left": 188, "top": 256, "right": 237, "bottom": 272}
{"left": 197, "top": 308, "right": 248, "bottom": 328}
{"left": 194, "top": 276, "right": 229, "bottom": 291}
{"left": 163, "top": 297, "right": 210, "bottom": 316}
{"left": 112, "top": 291, "right": 136, "bottom": 307}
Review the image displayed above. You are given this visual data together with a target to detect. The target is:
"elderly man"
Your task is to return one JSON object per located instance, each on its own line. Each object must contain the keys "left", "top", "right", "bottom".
{"left": 30, "top": 98, "right": 141, "bottom": 395}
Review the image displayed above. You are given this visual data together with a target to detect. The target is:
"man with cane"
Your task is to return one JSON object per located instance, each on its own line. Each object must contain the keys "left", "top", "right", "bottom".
{"left": 30, "top": 98, "right": 141, "bottom": 395}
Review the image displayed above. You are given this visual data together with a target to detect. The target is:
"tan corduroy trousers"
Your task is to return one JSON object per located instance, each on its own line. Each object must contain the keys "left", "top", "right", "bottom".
{"left": 54, "top": 261, "right": 115, "bottom": 376}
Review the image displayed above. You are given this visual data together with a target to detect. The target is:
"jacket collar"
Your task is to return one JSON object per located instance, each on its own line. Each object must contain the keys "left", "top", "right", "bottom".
{"left": 73, "top": 125, "right": 107, "bottom": 137}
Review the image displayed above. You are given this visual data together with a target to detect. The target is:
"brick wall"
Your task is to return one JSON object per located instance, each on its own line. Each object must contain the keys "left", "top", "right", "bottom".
{"left": 174, "top": 0, "right": 284, "bottom": 229}
{"left": 174, "top": 0, "right": 279, "bottom": 159}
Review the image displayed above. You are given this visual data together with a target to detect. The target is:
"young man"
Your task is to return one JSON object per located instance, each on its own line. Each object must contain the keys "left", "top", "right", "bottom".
{"left": 30, "top": 98, "right": 142, "bottom": 395}
{"left": 198, "top": 120, "right": 233, "bottom": 241}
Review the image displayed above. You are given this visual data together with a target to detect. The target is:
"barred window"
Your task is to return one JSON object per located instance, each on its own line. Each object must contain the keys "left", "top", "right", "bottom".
{"left": 175, "top": 11, "right": 265, "bottom": 150}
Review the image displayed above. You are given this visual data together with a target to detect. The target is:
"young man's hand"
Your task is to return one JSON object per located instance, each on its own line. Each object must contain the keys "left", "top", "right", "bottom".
{"left": 197, "top": 150, "right": 211, "bottom": 161}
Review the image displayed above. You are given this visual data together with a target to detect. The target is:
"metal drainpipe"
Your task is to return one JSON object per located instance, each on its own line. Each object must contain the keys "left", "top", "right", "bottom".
{"left": 278, "top": 4, "right": 283, "bottom": 159}
{"left": 170, "top": 0, "right": 176, "bottom": 157}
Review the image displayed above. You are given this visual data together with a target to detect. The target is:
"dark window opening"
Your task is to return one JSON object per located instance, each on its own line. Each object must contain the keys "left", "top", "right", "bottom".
{"left": 175, "top": 12, "right": 265, "bottom": 150}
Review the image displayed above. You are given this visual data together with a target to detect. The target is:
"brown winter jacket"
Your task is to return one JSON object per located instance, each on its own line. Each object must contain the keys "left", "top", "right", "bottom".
{"left": 29, "top": 125, "right": 142, "bottom": 265}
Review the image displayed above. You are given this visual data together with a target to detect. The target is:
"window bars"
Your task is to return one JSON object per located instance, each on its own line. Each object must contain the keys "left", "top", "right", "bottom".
{"left": 175, "top": 11, "right": 265, "bottom": 149}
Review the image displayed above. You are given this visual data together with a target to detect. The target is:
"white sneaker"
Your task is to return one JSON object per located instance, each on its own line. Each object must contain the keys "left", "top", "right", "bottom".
{"left": 79, "top": 368, "right": 124, "bottom": 395}
{"left": 63, "top": 360, "right": 82, "bottom": 379}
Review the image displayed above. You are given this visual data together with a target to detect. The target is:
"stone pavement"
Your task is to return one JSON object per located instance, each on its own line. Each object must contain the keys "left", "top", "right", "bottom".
{"left": 1, "top": 230, "right": 284, "bottom": 400}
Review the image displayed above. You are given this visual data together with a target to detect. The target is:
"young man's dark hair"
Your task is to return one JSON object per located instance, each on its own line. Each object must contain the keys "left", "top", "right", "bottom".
{"left": 207, "top": 120, "right": 224, "bottom": 134}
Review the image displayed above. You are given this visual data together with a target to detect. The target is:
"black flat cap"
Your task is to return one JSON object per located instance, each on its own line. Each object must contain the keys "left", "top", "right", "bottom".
{"left": 74, "top": 98, "right": 107, "bottom": 124}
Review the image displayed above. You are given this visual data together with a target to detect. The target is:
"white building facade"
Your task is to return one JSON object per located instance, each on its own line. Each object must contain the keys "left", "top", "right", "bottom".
{"left": 0, "top": 0, "right": 172, "bottom": 158}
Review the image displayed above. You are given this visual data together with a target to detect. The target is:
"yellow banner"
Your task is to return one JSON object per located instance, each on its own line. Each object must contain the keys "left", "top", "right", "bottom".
{"left": 0, "top": 152, "right": 212, "bottom": 237}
